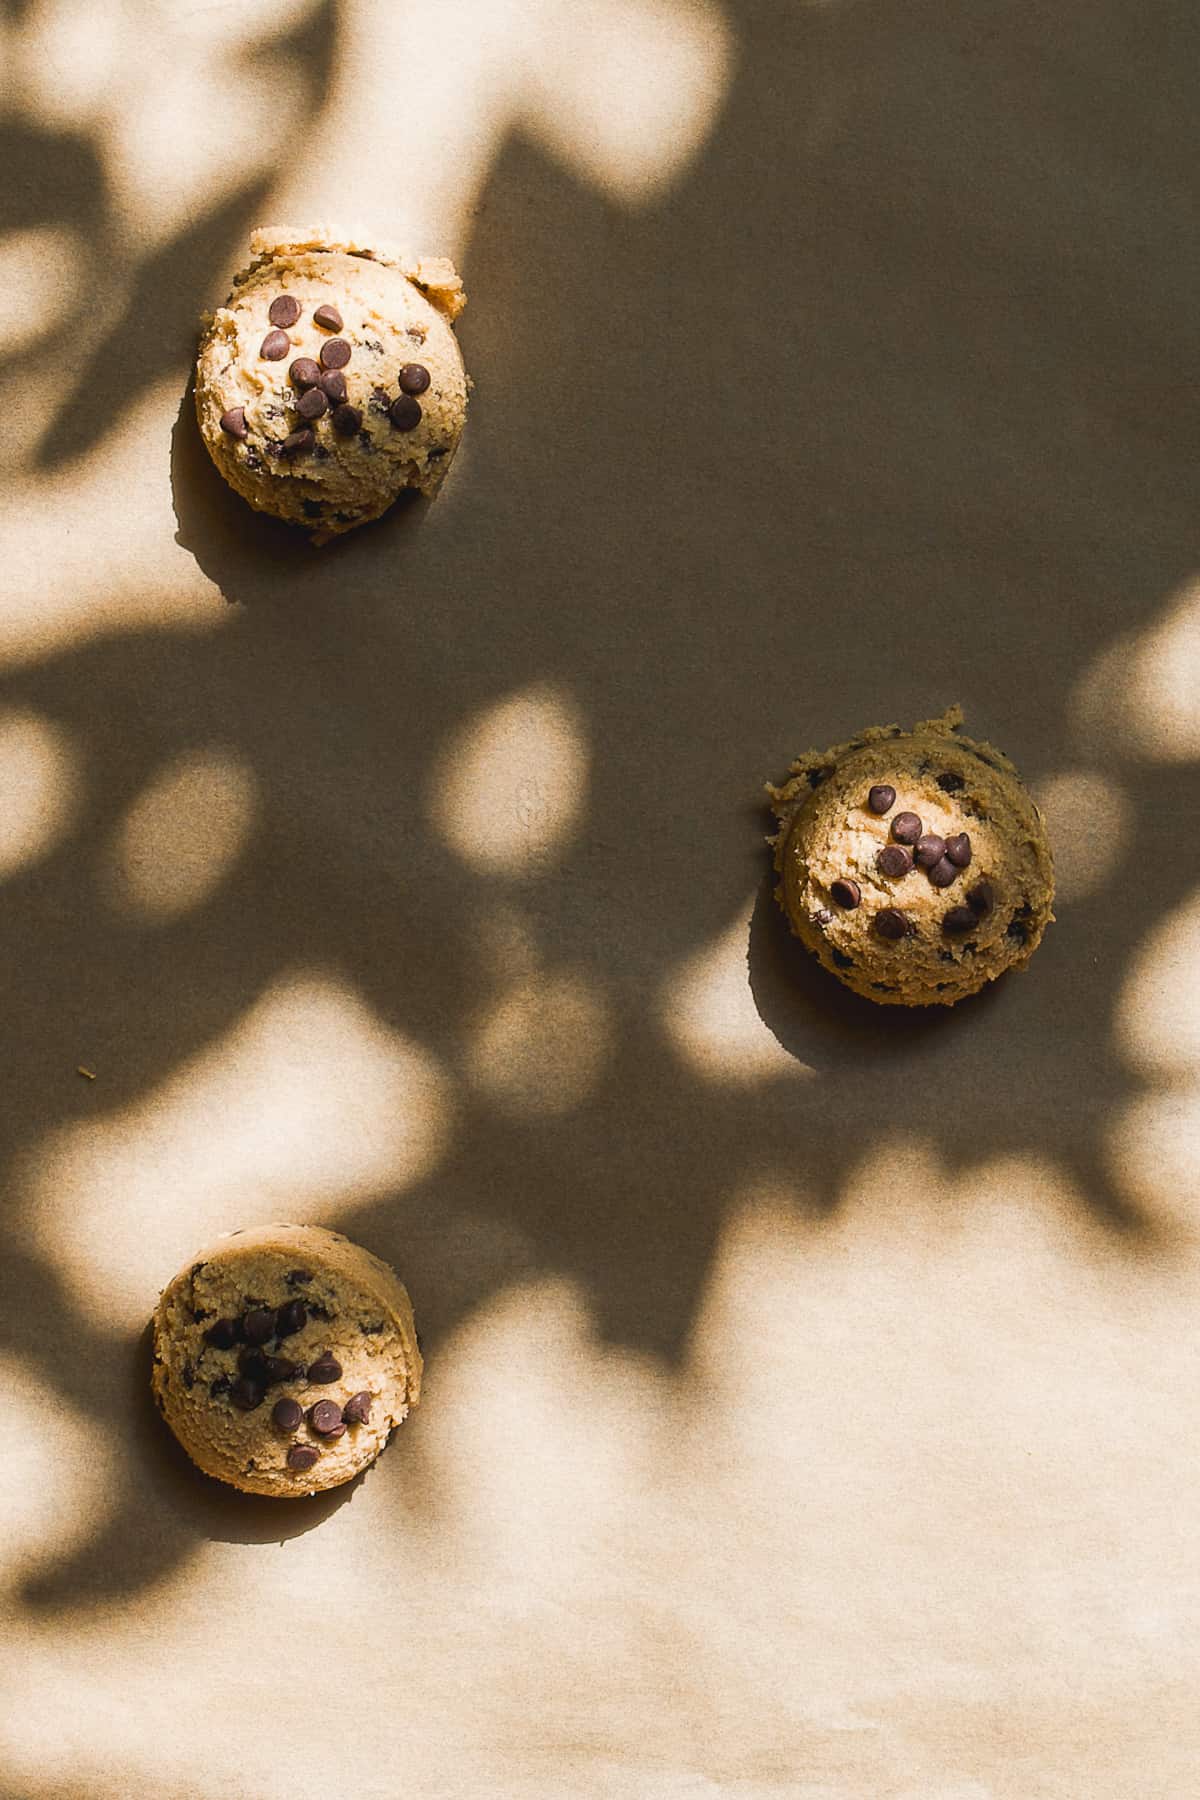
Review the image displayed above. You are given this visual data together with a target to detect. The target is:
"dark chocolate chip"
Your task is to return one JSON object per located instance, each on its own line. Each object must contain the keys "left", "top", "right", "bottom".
{"left": 276, "top": 1300, "right": 307, "bottom": 1338}
{"left": 286, "top": 1270, "right": 313, "bottom": 1287}
{"left": 281, "top": 427, "right": 315, "bottom": 457}
{"left": 814, "top": 908, "right": 833, "bottom": 926}
{"left": 238, "top": 1348, "right": 271, "bottom": 1383}
{"left": 287, "top": 1444, "right": 320, "bottom": 1472}
{"left": 229, "top": 1377, "right": 264, "bottom": 1411}
{"left": 368, "top": 386, "right": 391, "bottom": 416}
{"left": 397, "top": 362, "right": 430, "bottom": 395}
{"left": 272, "top": 1397, "right": 303, "bottom": 1432}
{"left": 944, "top": 832, "right": 972, "bottom": 868}
{"left": 1006, "top": 915, "right": 1030, "bottom": 944}
{"left": 181, "top": 1361, "right": 195, "bottom": 1390}
{"left": 866, "top": 784, "right": 895, "bottom": 815}
{"left": 262, "top": 1355, "right": 298, "bottom": 1385}
{"left": 204, "top": 1317, "right": 239, "bottom": 1350}
{"left": 308, "top": 1354, "right": 342, "bottom": 1384}
{"left": 331, "top": 403, "right": 363, "bottom": 436}
{"left": 937, "top": 771, "right": 965, "bottom": 792}
{"left": 296, "top": 385, "right": 329, "bottom": 421}
{"left": 806, "top": 766, "right": 833, "bottom": 789}
{"left": 359, "top": 1322, "right": 385, "bottom": 1335}
{"left": 874, "top": 908, "right": 911, "bottom": 940}
{"left": 830, "top": 879, "right": 860, "bottom": 910}
{"left": 342, "top": 1391, "right": 372, "bottom": 1425}
{"left": 309, "top": 1399, "right": 345, "bottom": 1437}
{"left": 891, "top": 812, "right": 922, "bottom": 845}
{"left": 928, "top": 857, "right": 959, "bottom": 889}
{"left": 942, "top": 906, "right": 976, "bottom": 935}
{"left": 876, "top": 845, "right": 913, "bottom": 879}
{"left": 242, "top": 1308, "right": 276, "bottom": 1346}
{"left": 389, "top": 394, "right": 422, "bottom": 431}
{"left": 967, "top": 880, "right": 995, "bottom": 916}
{"left": 831, "top": 948, "right": 854, "bottom": 968}
{"left": 320, "top": 337, "right": 352, "bottom": 370}
{"left": 219, "top": 406, "right": 248, "bottom": 440}
{"left": 268, "top": 294, "right": 301, "bottom": 328}
{"left": 313, "top": 303, "right": 343, "bottom": 332}
{"left": 427, "top": 446, "right": 448, "bottom": 460}
{"left": 319, "top": 368, "right": 348, "bottom": 403}
{"left": 914, "top": 833, "right": 946, "bottom": 869}
{"left": 290, "top": 357, "right": 322, "bottom": 390}
{"left": 261, "top": 328, "right": 291, "bottom": 360}
{"left": 209, "top": 1374, "right": 231, "bottom": 1398}
{"left": 190, "top": 1307, "right": 213, "bottom": 1324}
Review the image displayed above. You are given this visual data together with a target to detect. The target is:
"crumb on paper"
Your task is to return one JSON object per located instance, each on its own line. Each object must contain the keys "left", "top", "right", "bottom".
{"left": 77, "top": 1065, "right": 96, "bottom": 1081}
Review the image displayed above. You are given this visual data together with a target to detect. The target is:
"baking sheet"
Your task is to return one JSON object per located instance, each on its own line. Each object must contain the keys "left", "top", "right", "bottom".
{"left": 1, "top": 2, "right": 1198, "bottom": 1795}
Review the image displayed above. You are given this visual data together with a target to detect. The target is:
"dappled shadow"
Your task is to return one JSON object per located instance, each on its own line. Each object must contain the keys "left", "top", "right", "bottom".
{"left": 1, "top": 0, "right": 1198, "bottom": 1677}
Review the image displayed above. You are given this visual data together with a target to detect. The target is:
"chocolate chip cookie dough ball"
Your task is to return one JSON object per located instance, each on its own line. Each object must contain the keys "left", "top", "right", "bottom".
{"left": 767, "top": 706, "right": 1054, "bottom": 1007}
{"left": 151, "top": 1224, "right": 422, "bottom": 1497}
{"left": 195, "top": 225, "right": 469, "bottom": 543}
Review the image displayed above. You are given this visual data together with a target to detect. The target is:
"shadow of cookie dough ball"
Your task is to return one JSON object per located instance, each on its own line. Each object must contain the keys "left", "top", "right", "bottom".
{"left": 195, "top": 224, "right": 469, "bottom": 543}
{"left": 151, "top": 1224, "right": 422, "bottom": 1497}
{"left": 767, "top": 706, "right": 1054, "bottom": 1007}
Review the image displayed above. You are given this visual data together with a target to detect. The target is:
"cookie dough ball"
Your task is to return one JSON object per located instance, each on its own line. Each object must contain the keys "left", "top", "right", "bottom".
{"left": 768, "top": 706, "right": 1054, "bottom": 1007}
{"left": 151, "top": 1224, "right": 423, "bottom": 1497}
{"left": 195, "top": 225, "right": 469, "bottom": 543}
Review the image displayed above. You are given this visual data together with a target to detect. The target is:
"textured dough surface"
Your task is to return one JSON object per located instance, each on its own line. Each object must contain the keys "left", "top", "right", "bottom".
{"left": 195, "top": 224, "right": 468, "bottom": 542}
{"left": 768, "top": 706, "right": 1055, "bottom": 1007}
{"left": 151, "top": 1224, "right": 422, "bottom": 1497}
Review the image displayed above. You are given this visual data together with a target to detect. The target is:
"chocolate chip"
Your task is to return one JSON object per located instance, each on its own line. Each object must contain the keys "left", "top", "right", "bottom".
{"left": 308, "top": 1354, "right": 342, "bottom": 1384}
{"left": 830, "top": 879, "right": 860, "bottom": 909}
{"left": 181, "top": 1361, "right": 195, "bottom": 1390}
{"left": 276, "top": 1300, "right": 307, "bottom": 1338}
{"left": 866, "top": 784, "right": 895, "bottom": 815}
{"left": 942, "top": 906, "right": 976, "bottom": 935}
{"left": 814, "top": 908, "right": 833, "bottom": 926}
{"left": 230, "top": 1377, "right": 264, "bottom": 1411}
{"left": 967, "top": 880, "right": 995, "bottom": 916}
{"left": 359, "top": 1322, "right": 385, "bottom": 1335}
{"left": 287, "top": 1444, "right": 320, "bottom": 1472}
{"left": 296, "top": 385, "right": 328, "bottom": 421}
{"left": 262, "top": 1355, "right": 298, "bottom": 1385}
{"left": 876, "top": 845, "right": 913, "bottom": 878}
{"left": 389, "top": 394, "right": 422, "bottom": 431}
{"left": 937, "top": 771, "right": 965, "bottom": 792}
{"left": 319, "top": 369, "right": 348, "bottom": 403}
{"left": 219, "top": 406, "right": 248, "bottom": 440}
{"left": 242, "top": 1308, "right": 276, "bottom": 1346}
{"left": 286, "top": 1270, "right": 313, "bottom": 1287}
{"left": 313, "top": 303, "right": 343, "bottom": 331}
{"left": 268, "top": 294, "right": 301, "bottom": 328}
{"left": 1007, "top": 916, "right": 1030, "bottom": 943}
{"left": 289, "top": 357, "right": 322, "bottom": 390}
{"left": 309, "top": 1399, "right": 345, "bottom": 1437}
{"left": 891, "top": 812, "right": 922, "bottom": 845}
{"left": 331, "top": 403, "right": 363, "bottom": 436}
{"left": 807, "top": 766, "right": 833, "bottom": 788}
{"left": 342, "top": 1391, "right": 372, "bottom": 1425}
{"left": 831, "top": 948, "right": 854, "bottom": 968}
{"left": 272, "top": 1397, "right": 303, "bottom": 1432}
{"left": 397, "top": 362, "right": 431, "bottom": 395}
{"left": 281, "top": 427, "right": 315, "bottom": 457}
{"left": 874, "top": 908, "right": 911, "bottom": 940}
{"left": 944, "top": 832, "right": 972, "bottom": 868}
{"left": 320, "top": 338, "right": 352, "bottom": 370}
{"left": 928, "top": 857, "right": 959, "bottom": 888}
{"left": 914, "top": 833, "right": 946, "bottom": 869}
{"left": 204, "top": 1317, "right": 239, "bottom": 1350}
{"left": 238, "top": 1348, "right": 270, "bottom": 1384}
{"left": 261, "top": 328, "right": 291, "bottom": 360}
{"left": 209, "top": 1374, "right": 231, "bottom": 1398}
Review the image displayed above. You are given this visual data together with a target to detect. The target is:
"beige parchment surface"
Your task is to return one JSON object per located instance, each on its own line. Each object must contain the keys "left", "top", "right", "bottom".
{"left": 1, "top": 3, "right": 1199, "bottom": 1797}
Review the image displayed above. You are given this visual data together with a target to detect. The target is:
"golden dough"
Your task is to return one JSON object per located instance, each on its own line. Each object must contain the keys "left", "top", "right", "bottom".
{"left": 768, "top": 707, "right": 1054, "bottom": 1007}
